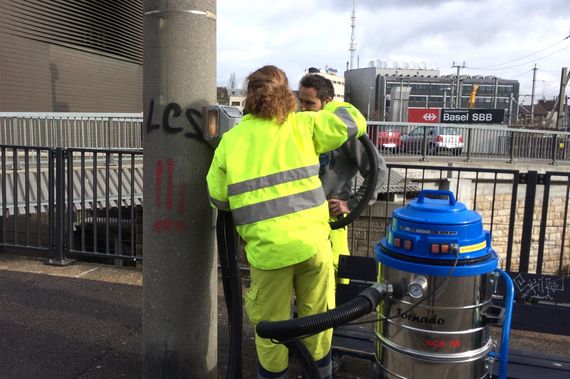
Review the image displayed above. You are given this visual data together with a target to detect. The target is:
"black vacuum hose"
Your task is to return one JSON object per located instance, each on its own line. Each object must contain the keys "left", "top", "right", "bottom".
{"left": 217, "top": 211, "right": 243, "bottom": 379}
{"left": 256, "top": 285, "right": 388, "bottom": 341}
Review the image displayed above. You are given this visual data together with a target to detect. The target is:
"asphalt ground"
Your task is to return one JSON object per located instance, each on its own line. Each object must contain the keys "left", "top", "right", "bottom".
{"left": 1, "top": 254, "right": 569, "bottom": 379}
{"left": 0, "top": 255, "right": 372, "bottom": 378}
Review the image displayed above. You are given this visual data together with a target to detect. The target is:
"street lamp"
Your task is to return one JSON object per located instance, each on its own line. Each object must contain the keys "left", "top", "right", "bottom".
{"left": 367, "top": 86, "right": 373, "bottom": 121}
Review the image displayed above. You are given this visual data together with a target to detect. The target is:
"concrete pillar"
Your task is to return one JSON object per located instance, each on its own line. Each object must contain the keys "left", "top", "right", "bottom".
{"left": 142, "top": 1, "right": 217, "bottom": 377}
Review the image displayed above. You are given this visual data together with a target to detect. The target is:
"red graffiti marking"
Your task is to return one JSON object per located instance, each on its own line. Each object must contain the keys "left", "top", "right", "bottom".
{"left": 166, "top": 158, "right": 174, "bottom": 209}
{"left": 153, "top": 159, "right": 188, "bottom": 233}
{"left": 153, "top": 217, "right": 187, "bottom": 234}
{"left": 155, "top": 160, "right": 163, "bottom": 208}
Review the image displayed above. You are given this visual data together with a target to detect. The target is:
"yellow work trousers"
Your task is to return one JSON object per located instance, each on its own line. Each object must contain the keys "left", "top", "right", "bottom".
{"left": 330, "top": 225, "right": 350, "bottom": 284}
{"left": 245, "top": 245, "right": 335, "bottom": 375}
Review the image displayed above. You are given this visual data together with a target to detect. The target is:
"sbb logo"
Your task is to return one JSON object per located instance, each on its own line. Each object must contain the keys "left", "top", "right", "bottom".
{"left": 472, "top": 113, "right": 493, "bottom": 122}
{"left": 422, "top": 113, "right": 437, "bottom": 122}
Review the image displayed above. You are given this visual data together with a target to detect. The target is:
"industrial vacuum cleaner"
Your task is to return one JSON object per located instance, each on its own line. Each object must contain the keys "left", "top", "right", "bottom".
{"left": 257, "top": 189, "right": 514, "bottom": 379}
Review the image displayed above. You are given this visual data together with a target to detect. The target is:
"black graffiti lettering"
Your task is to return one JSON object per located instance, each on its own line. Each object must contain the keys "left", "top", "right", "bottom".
{"left": 184, "top": 108, "right": 204, "bottom": 141}
{"left": 146, "top": 99, "right": 160, "bottom": 133}
{"left": 163, "top": 103, "right": 184, "bottom": 134}
{"left": 146, "top": 100, "right": 209, "bottom": 147}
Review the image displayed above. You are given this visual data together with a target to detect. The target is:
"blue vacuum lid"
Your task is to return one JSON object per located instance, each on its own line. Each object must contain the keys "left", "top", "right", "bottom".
{"left": 377, "top": 190, "right": 497, "bottom": 273}
{"left": 393, "top": 189, "right": 480, "bottom": 225}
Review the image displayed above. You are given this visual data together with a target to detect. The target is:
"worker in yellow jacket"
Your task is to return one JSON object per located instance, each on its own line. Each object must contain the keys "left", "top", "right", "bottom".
{"left": 207, "top": 65, "right": 366, "bottom": 378}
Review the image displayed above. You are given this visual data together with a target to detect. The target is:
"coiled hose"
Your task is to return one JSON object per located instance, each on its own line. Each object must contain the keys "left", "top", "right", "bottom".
{"left": 257, "top": 284, "right": 389, "bottom": 341}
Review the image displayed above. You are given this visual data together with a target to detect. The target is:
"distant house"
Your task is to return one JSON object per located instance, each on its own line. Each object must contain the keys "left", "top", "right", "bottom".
{"left": 519, "top": 99, "right": 568, "bottom": 129}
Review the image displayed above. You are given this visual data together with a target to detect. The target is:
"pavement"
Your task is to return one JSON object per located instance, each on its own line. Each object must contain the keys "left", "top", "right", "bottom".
{"left": 1, "top": 253, "right": 569, "bottom": 379}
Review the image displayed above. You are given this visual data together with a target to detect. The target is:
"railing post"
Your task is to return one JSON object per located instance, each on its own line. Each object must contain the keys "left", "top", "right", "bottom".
{"left": 519, "top": 171, "right": 538, "bottom": 273}
{"left": 505, "top": 172, "right": 519, "bottom": 272}
{"left": 106, "top": 117, "right": 112, "bottom": 149}
{"left": 466, "top": 127, "right": 473, "bottom": 162}
{"left": 509, "top": 131, "right": 515, "bottom": 163}
{"left": 421, "top": 125, "right": 428, "bottom": 161}
{"left": 46, "top": 148, "right": 74, "bottom": 266}
{"left": 551, "top": 133, "right": 559, "bottom": 165}
{"left": 536, "top": 173, "right": 551, "bottom": 274}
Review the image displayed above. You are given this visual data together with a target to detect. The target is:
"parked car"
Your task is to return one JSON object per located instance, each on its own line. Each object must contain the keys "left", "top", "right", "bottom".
{"left": 401, "top": 126, "right": 463, "bottom": 155}
{"left": 367, "top": 127, "right": 403, "bottom": 151}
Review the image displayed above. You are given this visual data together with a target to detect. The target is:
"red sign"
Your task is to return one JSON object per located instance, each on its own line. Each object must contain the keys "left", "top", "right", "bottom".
{"left": 408, "top": 108, "right": 441, "bottom": 123}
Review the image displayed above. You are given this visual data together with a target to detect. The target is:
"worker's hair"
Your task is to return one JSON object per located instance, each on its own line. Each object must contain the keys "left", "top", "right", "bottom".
{"left": 243, "top": 65, "right": 297, "bottom": 124}
{"left": 299, "top": 74, "right": 335, "bottom": 102}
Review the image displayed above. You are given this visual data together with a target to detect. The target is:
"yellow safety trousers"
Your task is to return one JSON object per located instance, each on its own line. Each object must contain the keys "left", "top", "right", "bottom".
{"left": 245, "top": 243, "right": 336, "bottom": 374}
{"left": 330, "top": 224, "right": 350, "bottom": 285}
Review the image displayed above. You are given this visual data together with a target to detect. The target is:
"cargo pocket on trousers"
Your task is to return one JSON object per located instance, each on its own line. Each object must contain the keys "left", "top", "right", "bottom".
{"left": 244, "top": 285, "right": 262, "bottom": 325}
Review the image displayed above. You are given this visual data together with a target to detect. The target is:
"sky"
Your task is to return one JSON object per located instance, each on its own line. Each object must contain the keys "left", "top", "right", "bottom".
{"left": 217, "top": 0, "right": 570, "bottom": 104}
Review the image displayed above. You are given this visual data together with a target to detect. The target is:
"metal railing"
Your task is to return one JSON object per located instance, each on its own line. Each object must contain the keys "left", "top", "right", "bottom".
{"left": 0, "top": 143, "right": 569, "bottom": 276}
{"left": 350, "top": 163, "right": 570, "bottom": 277}
{"left": 2, "top": 144, "right": 569, "bottom": 335}
{"left": 0, "top": 145, "right": 143, "bottom": 263}
{"left": 1, "top": 113, "right": 569, "bottom": 164}
{"left": 368, "top": 122, "right": 570, "bottom": 164}
{"left": 0, "top": 113, "right": 143, "bottom": 149}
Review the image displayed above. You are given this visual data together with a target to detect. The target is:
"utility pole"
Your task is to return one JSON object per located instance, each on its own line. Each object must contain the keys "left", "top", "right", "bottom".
{"left": 452, "top": 61, "right": 465, "bottom": 109}
{"left": 493, "top": 77, "right": 499, "bottom": 109}
{"left": 530, "top": 63, "right": 537, "bottom": 126}
{"left": 564, "top": 95, "right": 570, "bottom": 132}
{"left": 509, "top": 93, "right": 514, "bottom": 125}
{"left": 142, "top": 1, "right": 217, "bottom": 378}
{"left": 555, "top": 67, "right": 569, "bottom": 130}
{"left": 399, "top": 79, "right": 404, "bottom": 122}
{"left": 544, "top": 68, "right": 570, "bottom": 129}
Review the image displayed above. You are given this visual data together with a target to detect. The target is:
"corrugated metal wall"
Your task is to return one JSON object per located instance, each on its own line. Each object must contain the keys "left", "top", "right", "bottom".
{"left": 0, "top": 0, "right": 143, "bottom": 113}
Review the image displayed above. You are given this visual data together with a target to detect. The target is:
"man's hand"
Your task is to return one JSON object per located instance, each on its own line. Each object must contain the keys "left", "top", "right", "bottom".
{"left": 328, "top": 198, "right": 350, "bottom": 218}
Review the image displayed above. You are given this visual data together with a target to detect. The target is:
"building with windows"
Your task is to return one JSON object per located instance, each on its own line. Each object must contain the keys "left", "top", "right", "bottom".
{"left": 345, "top": 66, "right": 520, "bottom": 123}
{"left": 0, "top": 0, "right": 142, "bottom": 112}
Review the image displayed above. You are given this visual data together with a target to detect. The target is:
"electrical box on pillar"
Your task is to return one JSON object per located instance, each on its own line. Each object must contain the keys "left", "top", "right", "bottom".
{"left": 202, "top": 105, "right": 243, "bottom": 145}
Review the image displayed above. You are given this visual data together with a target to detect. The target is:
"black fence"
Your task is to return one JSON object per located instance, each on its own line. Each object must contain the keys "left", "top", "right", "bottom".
{"left": 367, "top": 122, "right": 570, "bottom": 164}
{"left": 1, "top": 145, "right": 570, "bottom": 334}
{"left": 348, "top": 163, "right": 570, "bottom": 335}
{"left": 0, "top": 145, "right": 143, "bottom": 265}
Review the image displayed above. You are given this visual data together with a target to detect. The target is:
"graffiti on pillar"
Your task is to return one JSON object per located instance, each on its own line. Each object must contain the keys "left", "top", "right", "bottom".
{"left": 153, "top": 158, "right": 188, "bottom": 234}
{"left": 146, "top": 99, "right": 210, "bottom": 146}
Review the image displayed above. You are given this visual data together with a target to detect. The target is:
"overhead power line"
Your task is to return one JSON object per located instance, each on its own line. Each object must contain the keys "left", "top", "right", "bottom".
{"left": 466, "top": 43, "right": 570, "bottom": 72}
{"left": 467, "top": 35, "right": 570, "bottom": 70}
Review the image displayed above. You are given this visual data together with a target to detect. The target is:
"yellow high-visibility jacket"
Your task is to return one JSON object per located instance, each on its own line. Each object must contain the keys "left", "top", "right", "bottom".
{"left": 206, "top": 102, "right": 366, "bottom": 270}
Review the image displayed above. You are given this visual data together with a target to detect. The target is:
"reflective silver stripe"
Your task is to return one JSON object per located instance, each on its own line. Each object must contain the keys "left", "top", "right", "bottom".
{"left": 208, "top": 195, "right": 229, "bottom": 210}
{"left": 228, "top": 164, "right": 319, "bottom": 196}
{"left": 232, "top": 187, "right": 326, "bottom": 226}
{"left": 334, "top": 107, "right": 358, "bottom": 139}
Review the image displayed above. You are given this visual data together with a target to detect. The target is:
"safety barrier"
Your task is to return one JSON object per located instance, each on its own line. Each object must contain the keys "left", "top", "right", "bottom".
{"left": 367, "top": 122, "right": 570, "bottom": 164}
{"left": 0, "top": 145, "right": 143, "bottom": 264}
{"left": 351, "top": 163, "right": 570, "bottom": 336}
{"left": 0, "top": 112, "right": 143, "bottom": 149}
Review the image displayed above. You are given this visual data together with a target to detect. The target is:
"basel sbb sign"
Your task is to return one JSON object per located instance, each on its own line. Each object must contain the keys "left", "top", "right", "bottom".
{"left": 441, "top": 109, "right": 505, "bottom": 124}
